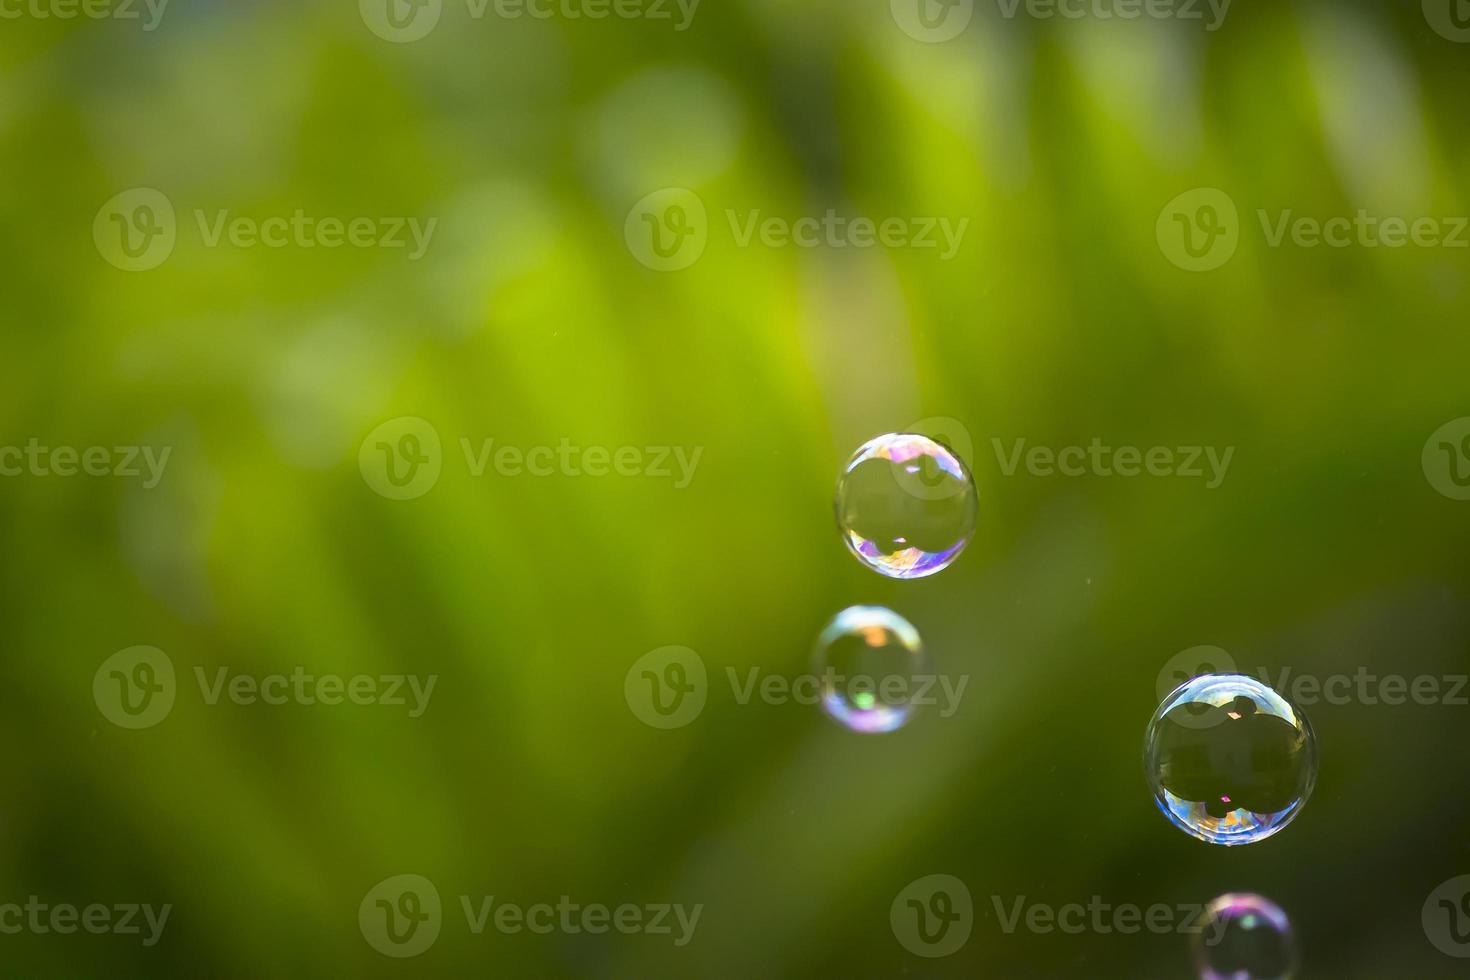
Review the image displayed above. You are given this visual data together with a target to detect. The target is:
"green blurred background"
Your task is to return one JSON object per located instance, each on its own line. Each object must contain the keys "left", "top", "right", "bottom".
{"left": 2, "top": 0, "right": 1470, "bottom": 975}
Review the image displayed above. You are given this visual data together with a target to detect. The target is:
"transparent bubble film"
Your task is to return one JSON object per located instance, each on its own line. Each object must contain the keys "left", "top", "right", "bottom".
{"left": 812, "top": 606, "right": 931, "bottom": 733}
{"left": 1193, "top": 893, "right": 1298, "bottom": 980}
{"left": 835, "top": 433, "right": 978, "bottom": 579}
{"left": 1144, "top": 673, "right": 1317, "bottom": 846}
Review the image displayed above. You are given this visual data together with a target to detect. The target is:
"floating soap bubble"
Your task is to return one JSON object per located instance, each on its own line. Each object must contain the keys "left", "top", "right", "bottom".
{"left": 812, "top": 606, "right": 931, "bottom": 733}
{"left": 835, "top": 433, "right": 977, "bottom": 579}
{"left": 1143, "top": 674, "right": 1317, "bottom": 846}
{"left": 1193, "top": 893, "right": 1297, "bottom": 980}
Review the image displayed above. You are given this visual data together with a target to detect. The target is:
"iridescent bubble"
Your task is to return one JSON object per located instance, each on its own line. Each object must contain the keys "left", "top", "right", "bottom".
{"left": 1193, "top": 893, "right": 1298, "bottom": 980}
{"left": 1143, "top": 673, "right": 1317, "bottom": 846}
{"left": 835, "top": 433, "right": 977, "bottom": 579}
{"left": 812, "top": 606, "right": 931, "bottom": 733}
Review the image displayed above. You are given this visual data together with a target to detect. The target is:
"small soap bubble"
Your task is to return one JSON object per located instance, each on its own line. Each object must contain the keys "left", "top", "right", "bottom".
{"left": 1193, "top": 893, "right": 1298, "bottom": 980}
{"left": 835, "top": 433, "right": 977, "bottom": 579}
{"left": 812, "top": 606, "right": 931, "bottom": 733}
{"left": 1143, "top": 673, "right": 1317, "bottom": 846}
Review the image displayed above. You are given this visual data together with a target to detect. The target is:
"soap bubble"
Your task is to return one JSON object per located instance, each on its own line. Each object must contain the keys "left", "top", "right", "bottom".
{"left": 812, "top": 606, "right": 931, "bottom": 733}
{"left": 835, "top": 433, "right": 977, "bottom": 579}
{"left": 1193, "top": 893, "right": 1297, "bottom": 979}
{"left": 1144, "top": 674, "right": 1317, "bottom": 845}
